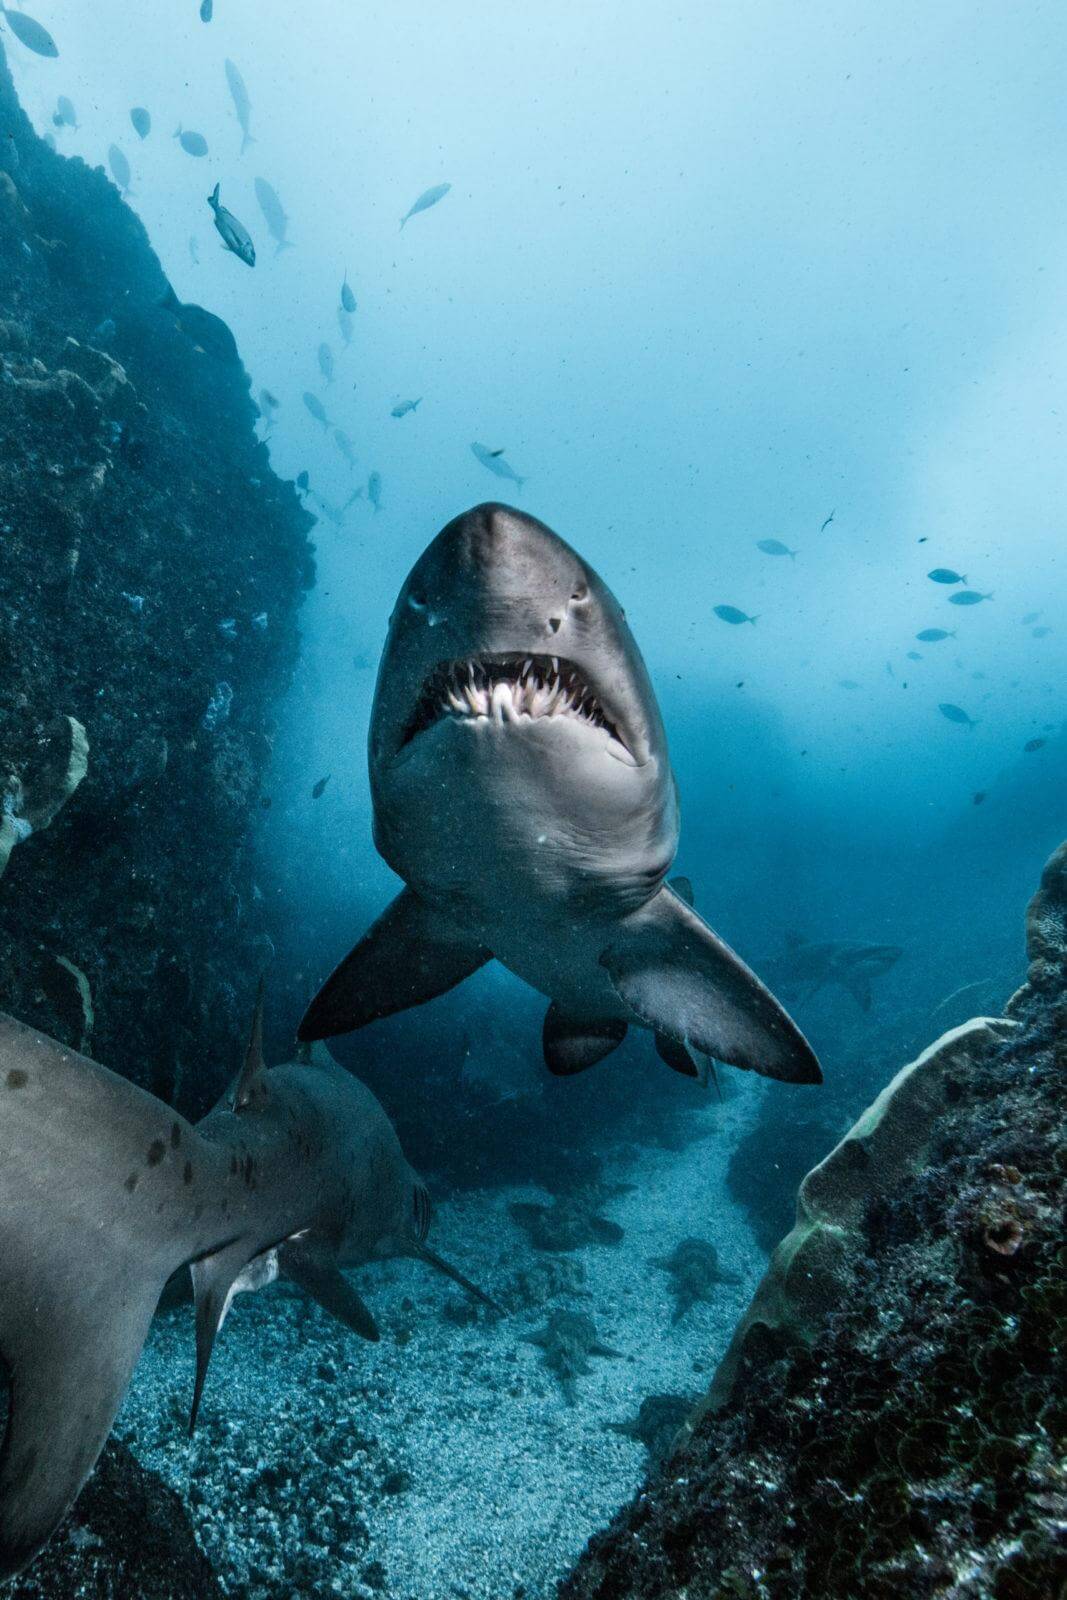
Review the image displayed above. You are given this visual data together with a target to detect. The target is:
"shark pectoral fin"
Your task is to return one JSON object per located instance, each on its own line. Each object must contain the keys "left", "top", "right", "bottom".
{"left": 188, "top": 1242, "right": 280, "bottom": 1432}
{"left": 654, "top": 1030, "right": 700, "bottom": 1078}
{"left": 297, "top": 889, "right": 491, "bottom": 1041}
{"left": 278, "top": 1240, "right": 380, "bottom": 1342}
{"left": 668, "top": 874, "right": 695, "bottom": 906}
{"left": 542, "top": 1003, "right": 628, "bottom": 1075}
{"left": 411, "top": 1240, "right": 502, "bottom": 1314}
{"left": 600, "top": 887, "right": 822, "bottom": 1085}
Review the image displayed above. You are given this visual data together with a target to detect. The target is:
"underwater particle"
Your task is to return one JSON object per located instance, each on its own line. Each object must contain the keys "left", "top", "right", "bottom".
{"left": 311, "top": 774, "right": 331, "bottom": 799}
{"left": 367, "top": 470, "right": 382, "bottom": 512}
{"left": 525, "top": 1310, "right": 621, "bottom": 1404}
{"left": 107, "top": 144, "right": 131, "bottom": 194}
{"left": 54, "top": 95, "right": 77, "bottom": 128}
{"left": 207, "top": 183, "right": 255, "bottom": 266}
{"left": 391, "top": 398, "right": 421, "bottom": 418}
{"left": 187, "top": 235, "right": 199, "bottom": 264}
{"left": 340, "top": 271, "right": 356, "bottom": 313}
{"left": 224, "top": 59, "right": 253, "bottom": 152}
{"left": 317, "top": 342, "right": 333, "bottom": 384}
{"left": 713, "top": 605, "right": 757, "bottom": 625}
{"left": 837, "top": 679, "right": 860, "bottom": 690}
{"left": 927, "top": 567, "right": 966, "bottom": 584}
{"left": 1021, "top": 610, "right": 1041, "bottom": 624}
{"left": 1023, "top": 738, "right": 1046, "bottom": 753}
{"left": 302, "top": 392, "right": 329, "bottom": 428}
{"left": 939, "top": 702, "right": 977, "bottom": 727}
{"left": 121, "top": 592, "right": 145, "bottom": 615}
{"left": 509, "top": 1193, "right": 625, "bottom": 1252}
{"left": 471, "top": 441, "right": 525, "bottom": 489}
{"left": 916, "top": 627, "right": 955, "bottom": 642}
{"left": 202, "top": 682, "right": 233, "bottom": 731}
{"left": 756, "top": 539, "right": 796, "bottom": 558}
{"left": 819, "top": 509, "right": 835, "bottom": 530}
{"left": 400, "top": 181, "right": 451, "bottom": 229}
{"left": 174, "top": 126, "right": 208, "bottom": 157}
{"left": 251, "top": 612, "right": 267, "bottom": 632}
{"left": 129, "top": 106, "right": 150, "bottom": 139}
{"left": 1031, "top": 625, "right": 1052, "bottom": 638}
{"left": 254, "top": 175, "right": 292, "bottom": 254}
{"left": 606, "top": 1393, "right": 695, "bottom": 1464}
{"left": 2, "top": 5, "right": 58, "bottom": 56}
{"left": 217, "top": 618, "right": 237, "bottom": 640}
{"left": 949, "top": 589, "right": 993, "bottom": 606}
{"left": 973, "top": 790, "right": 987, "bottom": 805}
{"left": 651, "top": 1236, "right": 742, "bottom": 1322}
{"left": 1, "top": 132, "right": 18, "bottom": 172}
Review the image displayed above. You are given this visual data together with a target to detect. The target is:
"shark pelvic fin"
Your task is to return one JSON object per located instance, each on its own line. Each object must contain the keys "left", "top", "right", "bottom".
{"left": 277, "top": 1238, "right": 380, "bottom": 1341}
{"left": 600, "top": 885, "right": 822, "bottom": 1085}
{"left": 668, "top": 874, "right": 695, "bottom": 907}
{"left": 233, "top": 979, "right": 266, "bottom": 1111}
{"left": 410, "top": 1240, "right": 502, "bottom": 1314}
{"left": 654, "top": 1030, "right": 700, "bottom": 1078}
{"left": 542, "top": 1003, "right": 628, "bottom": 1075}
{"left": 189, "top": 1242, "right": 278, "bottom": 1433}
{"left": 298, "top": 889, "right": 491, "bottom": 1040}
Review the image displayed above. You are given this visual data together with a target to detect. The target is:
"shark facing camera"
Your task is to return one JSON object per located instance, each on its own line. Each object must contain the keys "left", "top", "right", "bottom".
{"left": 300, "top": 502, "right": 820, "bottom": 1088}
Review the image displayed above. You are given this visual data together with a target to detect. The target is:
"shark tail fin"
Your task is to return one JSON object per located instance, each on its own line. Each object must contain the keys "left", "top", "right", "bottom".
{"left": 410, "top": 1240, "right": 502, "bottom": 1313}
{"left": 240, "top": 132, "right": 256, "bottom": 154}
{"left": 0, "top": 1014, "right": 218, "bottom": 1580}
{"left": 274, "top": 238, "right": 294, "bottom": 255}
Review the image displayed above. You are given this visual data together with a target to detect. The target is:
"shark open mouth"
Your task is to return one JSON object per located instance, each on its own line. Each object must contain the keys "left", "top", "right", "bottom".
{"left": 401, "top": 654, "right": 630, "bottom": 756}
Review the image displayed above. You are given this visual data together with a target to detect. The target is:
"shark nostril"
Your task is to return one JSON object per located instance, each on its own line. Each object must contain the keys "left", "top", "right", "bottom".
{"left": 548, "top": 617, "right": 561, "bottom": 634}
{"left": 571, "top": 585, "right": 587, "bottom": 602}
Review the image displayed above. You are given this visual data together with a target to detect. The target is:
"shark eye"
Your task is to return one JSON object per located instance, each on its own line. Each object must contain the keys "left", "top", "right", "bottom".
{"left": 407, "top": 592, "right": 428, "bottom": 613}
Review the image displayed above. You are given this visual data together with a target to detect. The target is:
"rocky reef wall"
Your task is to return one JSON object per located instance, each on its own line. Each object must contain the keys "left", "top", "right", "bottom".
{"left": 561, "top": 842, "right": 1066, "bottom": 1600}
{"left": 0, "top": 45, "right": 313, "bottom": 1113}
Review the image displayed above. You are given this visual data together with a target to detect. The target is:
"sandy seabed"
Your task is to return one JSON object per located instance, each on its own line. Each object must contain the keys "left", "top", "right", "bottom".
{"left": 119, "top": 1083, "right": 766, "bottom": 1600}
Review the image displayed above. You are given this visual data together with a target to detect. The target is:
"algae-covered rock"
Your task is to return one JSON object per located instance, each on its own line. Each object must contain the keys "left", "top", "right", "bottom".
{"left": 0, "top": 714, "right": 88, "bottom": 879}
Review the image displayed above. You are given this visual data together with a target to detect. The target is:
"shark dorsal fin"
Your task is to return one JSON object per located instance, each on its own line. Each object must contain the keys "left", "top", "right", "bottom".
{"left": 233, "top": 981, "right": 266, "bottom": 1112}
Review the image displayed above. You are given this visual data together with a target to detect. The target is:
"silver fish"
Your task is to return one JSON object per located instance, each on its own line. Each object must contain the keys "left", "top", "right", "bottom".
{"left": 207, "top": 183, "right": 255, "bottom": 266}
{"left": 107, "top": 144, "right": 131, "bottom": 194}
{"left": 224, "top": 59, "right": 254, "bottom": 153}
{"left": 399, "top": 181, "right": 451, "bottom": 229}
{"left": 470, "top": 441, "right": 525, "bottom": 488}
{"left": 254, "top": 176, "right": 292, "bottom": 254}
{"left": 174, "top": 126, "right": 209, "bottom": 158}
{"left": 391, "top": 398, "right": 421, "bottom": 418}
{"left": 317, "top": 343, "right": 334, "bottom": 384}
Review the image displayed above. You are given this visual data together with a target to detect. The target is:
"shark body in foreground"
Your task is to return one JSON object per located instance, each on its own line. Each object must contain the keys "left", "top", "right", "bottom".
{"left": 0, "top": 1006, "right": 491, "bottom": 1582}
{"left": 299, "top": 503, "right": 820, "bottom": 1087}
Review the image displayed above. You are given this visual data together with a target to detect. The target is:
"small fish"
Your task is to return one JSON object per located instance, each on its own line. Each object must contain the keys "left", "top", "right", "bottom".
{"left": 927, "top": 567, "right": 965, "bottom": 584}
{"left": 200, "top": 0, "right": 212, "bottom": 20}
{"left": 337, "top": 307, "right": 353, "bottom": 347}
{"left": 258, "top": 388, "right": 280, "bottom": 417}
{"left": 756, "top": 539, "right": 797, "bottom": 558}
{"left": 713, "top": 605, "right": 757, "bottom": 626}
{"left": 367, "top": 471, "right": 382, "bottom": 512}
{"left": 916, "top": 628, "right": 955, "bottom": 642}
{"left": 2, "top": 132, "right": 19, "bottom": 172}
{"left": 54, "top": 95, "right": 77, "bottom": 128}
{"left": 340, "top": 272, "right": 356, "bottom": 313}
{"left": 317, "top": 343, "right": 334, "bottom": 384}
{"left": 972, "top": 791, "right": 986, "bottom": 805}
{"left": 107, "top": 144, "right": 131, "bottom": 194}
{"left": 302, "top": 392, "right": 329, "bottom": 428}
{"left": 224, "top": 59, "right": 254, "bottom": 153}
{"left": 400, "top": 182, "right": 451, "bottom": 229}
{"left": 938, "top": 703, "right": 977, "bottom": 727}
{"left": 1, "top": 5, "right": 58, "bottom": 56}
{"left": 333, "top": 429, "right": 356, "bottom": 468}
{"left": 130, "top": 106, "right": 150, "bottom": 139}
{"left": 254, "top": 176, "right": 292, "bottom": 254}
{"left": 819, "top": 510, "right": 835, "bottom": 531}
{"left": 391, "top": 398, "right": 421, "bottom": 418}
{"left": 174, "top": 126, "right": 209, "bottom": 158}
{"left": 906, "top": 650, "right": 922, "bottom": 661}
{"left": 917, "top": 536, "right": 928, "bottom": 543}
{"left": 1032, "top": 626, "right": 1052, "bottom": 639}
{"left": 1023, "top": 738, "right": 1046, "bottom": 753}
{"left": 837, "top": 679, "right": 860, "bottom": 690}
{"left": 311, "top": 775, "right": 331, "bottom": 799}
{"left": 187, "top": 235, "right": 199, "bottom": 265}
{"left": 207, "top": 183, "right": 255, "bottom": 266}
{"left": 470, "top": 441, "right": 525, "bottom": 488}
{"left": 1021, "top": 611, "right": 1041, "bottom": 625}
{"left": 295, "top": 470, "right": 309, "bottom": 492}
{"left": 949, "top": 590, "right": 992, "bottom": 606}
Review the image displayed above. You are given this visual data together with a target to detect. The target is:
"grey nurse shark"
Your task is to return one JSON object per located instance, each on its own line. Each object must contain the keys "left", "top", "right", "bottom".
{"left": 300, "top": 502, "right": 821, "bottom": 1087}
{"left": 0, "top": 1001, "right": 492, "bottom": 1581}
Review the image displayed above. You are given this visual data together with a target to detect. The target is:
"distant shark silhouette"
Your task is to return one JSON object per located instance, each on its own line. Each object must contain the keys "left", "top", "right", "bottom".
{"left": 299, "top": 504, "right": 820, "bottom": 1089}
{"left": 0, "top": 1000, "right": 494, "bottom": 1581}
{"left": 759, "top": 937, "right": 903, "bottom": 1012}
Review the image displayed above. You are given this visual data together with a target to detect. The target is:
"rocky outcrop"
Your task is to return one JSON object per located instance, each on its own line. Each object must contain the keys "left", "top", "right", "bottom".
{"left": 0, "top": 44, "right": 314, "bottom": 1114}
{"left": 561, "top": 840, "right": 1066, "bottom": 1600}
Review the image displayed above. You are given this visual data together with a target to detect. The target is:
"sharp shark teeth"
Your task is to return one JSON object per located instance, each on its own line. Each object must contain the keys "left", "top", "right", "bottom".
{"left": 406, "top": 653, "right": 627, "bottom": 753}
